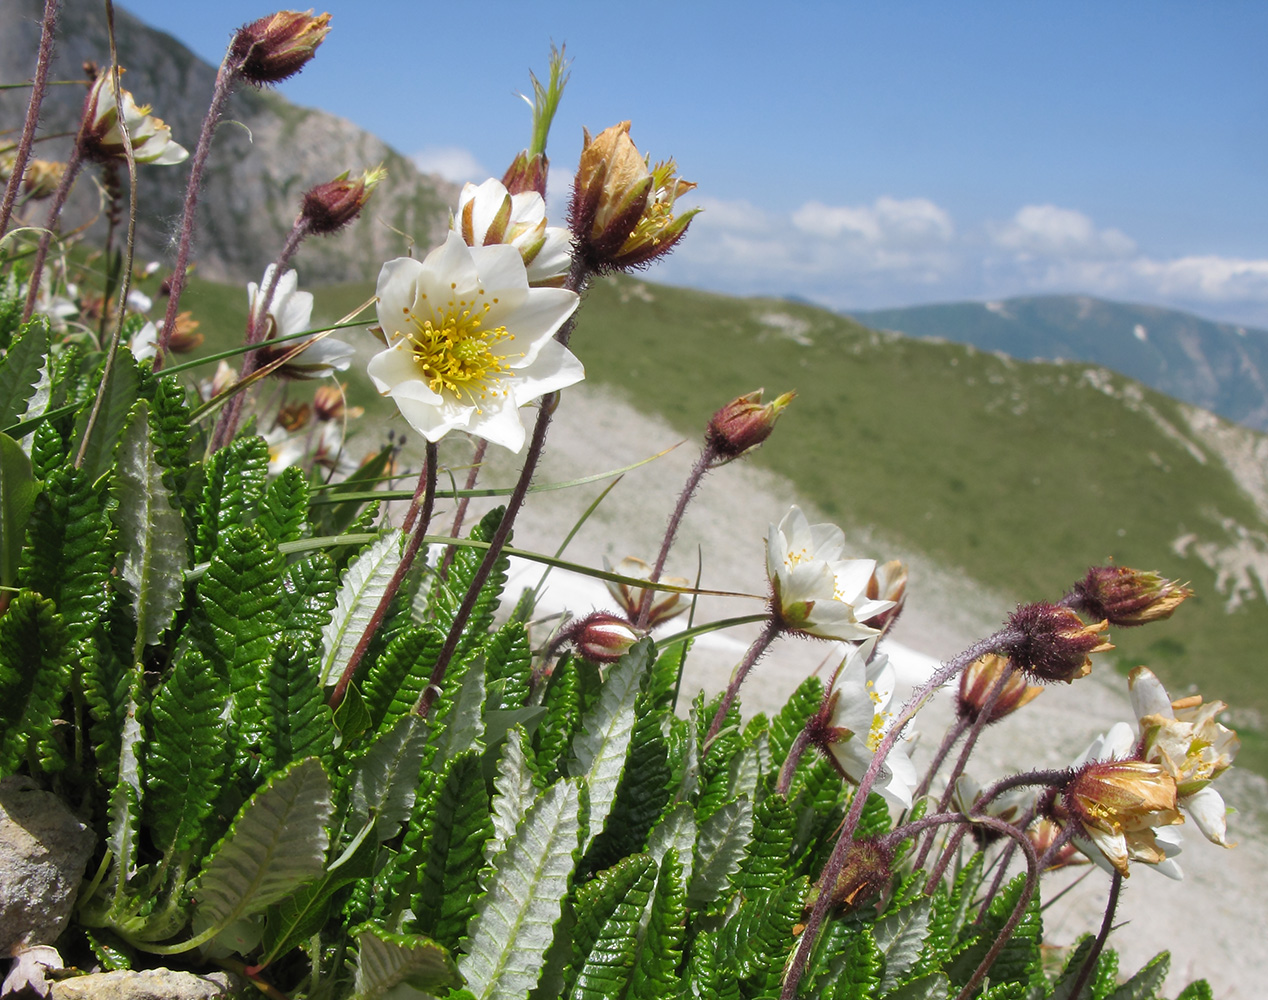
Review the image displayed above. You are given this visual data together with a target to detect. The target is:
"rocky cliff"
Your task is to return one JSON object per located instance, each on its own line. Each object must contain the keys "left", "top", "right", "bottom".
{"left": 0, "top": 0, "right": 458, "bottom": 284}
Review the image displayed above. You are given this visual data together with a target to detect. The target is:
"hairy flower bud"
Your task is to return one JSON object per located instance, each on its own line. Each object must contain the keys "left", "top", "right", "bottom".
{"left": 566, "top": 612, "right": 642, "bottom": 663}
{"left": 828, "top": 838, "right": 894, "bottom": 910}
{"left": 1067, "top": 566, "right": 1192, "bottom": 627}
{"left": 231, "top": 10, "right": 331, "bottom": 87}
{"left": 705, "top": 388, "right": 795, "bottom": 463}
{"left": 501, "top": 150, "right": 548, "bottom": 198}
{"left": 956, "top": 653, "right": 1042, "bottom": 724}
{"left": 1000, "top": 603, "right": 1113, "bottom": 683}
{"left": 301, "top": 165, "right": 384, "bottom": 235}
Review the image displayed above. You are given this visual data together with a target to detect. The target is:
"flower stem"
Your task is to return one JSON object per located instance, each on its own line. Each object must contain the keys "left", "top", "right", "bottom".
{"left": 635, "top": 446, "right": 714, "bottom": 629}
{"left": 703, "top": 615, "right": 782, "bottom": 753}
{"left": 775, "top": 727, "right": 814, "bottom": 797}
{"left": 438, "top": 438, "right": 488, "bottom": 581}
{"left": 20, "top": 144, "right": 83, "bottom": 323}
{"left": 0, "top": 0, "right": 60, "bottom": 241}
{"left": 328, "top": 442, "right": 438, "bottom": 710}
{"left": 913, "top": 715, "right": 969, "bottom": 802}
{"left": 155, "top": 51, "right": 242, "bottom": 368}
{"left": 780, "top": 628, "right": 1013, "bottom": 999}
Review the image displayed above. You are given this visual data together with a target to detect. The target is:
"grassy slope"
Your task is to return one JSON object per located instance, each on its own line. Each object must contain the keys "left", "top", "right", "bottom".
{"left": 176, "top": 271, "right": 1268, "bottom": 772}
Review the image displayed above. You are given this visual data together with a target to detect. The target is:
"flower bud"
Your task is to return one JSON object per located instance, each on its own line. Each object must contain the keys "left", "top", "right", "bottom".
{"left": 567, "top": 612, "right": 642, "bottom": 663}
{"left": 301, "top": 165, "right": 384, "bottom": 235}
{"left": 827, "top": 838, "right": 894, "bottom": 910}
{"left": 603, "top": 556, "right": 690, "bottom": 628}
{"left": 501, "top": 150, "right": 548, "bottom": 198}
{"left": 956, "top": 653, "right": 1042, "bottom": 724}
{"left": 862, "top": 560, "right": 907, "bottom": 635}
{"left": 999, "top": 603, "right": 1113, "bottom": 683}
{"left": 276, "top": 401, "right": 311, "bottom": 432}
{"left": 705, "top": 388, "right": 795, "bottom": 463}
{"left": 569, "top": 121, "right": 699, "bottom": 273}
{"left": 231, "top": 10, "right": 330, "bottom": 87}
{"left": 1067, "top": 566, "right": 1192, "bottom": 627}
{"left": 168, "top": 311, "right": 204, "bottom": 353}
{"left": 313, "top": 382, "right": 363, "bottom": 422}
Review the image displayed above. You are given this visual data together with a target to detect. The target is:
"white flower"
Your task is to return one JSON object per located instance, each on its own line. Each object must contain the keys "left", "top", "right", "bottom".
{"left": 766, "top": 506, "right": 893, "bottom": 640}
{"left": 455, "top": 178, "right": 572, "bottom": 287}
{"left": 1129, "top": 666, "right": 1239, "bottom": 847}
{"left": 825, "top": 639, "right": 917, "bottom": 809}
{"left": 368, "top": 232, "right": 582, "bottom": 452}
{"left": 129, "top": 320, "right": 158, "bottom": 361}
{"left": 81, "top": 72, "right": 188, "bottom": 166}
{"left": 249, "top": 266, "right": 353, "bottom": 380}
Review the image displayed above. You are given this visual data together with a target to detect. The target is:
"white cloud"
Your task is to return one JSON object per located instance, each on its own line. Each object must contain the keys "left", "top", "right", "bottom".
{"left": 411, "top": 146, "right": 490, "bottom": 184}
{"left": 991, "top": 204, "right": 1136, "bottom": 259}
{"left": 792, "top": 196, "right": 954, "bottom": 246}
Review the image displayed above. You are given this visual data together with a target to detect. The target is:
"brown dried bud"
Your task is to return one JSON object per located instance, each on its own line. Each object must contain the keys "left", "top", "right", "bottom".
{"left": 300, "top": 165, "right": 384, "bottom": 235}
{"left": 705, "top": 388, "right": 795, "bottom": 463}
{"left": 276, "top": 401, "right": 311, "bottom": 431}
{"left": 1067, "top": 566, "right": 1192, "bottom": 627}
{"left": 828, "top": 838, "right": 894, "bottom": 910}
{"left": 168, "top": 311, "right": 204, "bottom": 353}
{"left": 20, "top": 159, "right": 64, "bottom": 199}
{"left": 231, "top": 10, "right": 331, "bottom": 87}
{"left": 956, "top": 653, "right": 1042, "bottom": 724}
{"left": 1000, "top": 603, "right": 1113, "bottom": 683}
{"left": 501, "top": 149, "right": 548, "bottom": 198}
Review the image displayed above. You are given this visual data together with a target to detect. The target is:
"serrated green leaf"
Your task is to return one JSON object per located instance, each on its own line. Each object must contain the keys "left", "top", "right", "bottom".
{"left": 429, "top": 506, "right": 509, "bottom": 663}
{"left": 876, "top": 897, "right": 932, "bottom": 993}
{"left": 106, "top": 681, "right": 144, "bottom": 893}
{"left": 569, "top": 638, "right": 653, "bottom": 851}
{"left": 146, "top": 649, "right": 228, "bottom": 856}
{"left": 487, "top": 728, "right": 536, "bottom": 866}
{"left": 109, "top": 400, "right": 187, "bottom": 651}
{"left": 688, "top": 795, "right": 753, "bottom": 909}
{"left": 193, "top": 757, "right": 333, "bottom": 941}
{"left": 1173, "top": 980, "right": 1214, "bottom": 1000}
{"left": 1106, "top": 952, "right": 1169, "bottom": 1000}
{"left": 72, "top": 347, "right": 139, "bottom": 486}
{"left": 949, "top": 872, "right": 1042, "bottom": 992}
{"left": 483, "top": 619, "right": 532, "bottom": 714}
{"left": 258, "top": 465, "right": 309, "bottom": 545}
{"left": 320, "top": 529, "right": 403, "bottom": 687}
{"left": 883, "top": 972, "right": 950, "bottom": 1000}
{"left": 828, "top": 926, "right": 883, "bottom": 1000}
{"left": 0, "top": 316, "right": 49, "bottom": 430}
{"left": 430, "top": 661, "right": 486, "bottom": 770}
{"left": 364, "top": 622, "right": 442, "bottom": 732}
{"left": 0, "top": 434, "right": 36, "bottom": 589}
{"left": 0, "top": 591, "right": 70, "bottom": 773}
{"left": 459, "top": 778, "right": 583, "bottom": 1000}
{"left": 569, "top": 854, "right": 656, "bottom": 1000}
{"left": 629, "top": 849, "right": 687, "bottom": 1000}
{"left": 732, "top": 792, "right": 795, "bottom": 899}
{"left": 719, "top": 877, "right": 807, "bottom": 991}
{"left": 277, "top": 552, "right": 338, "bottom": 649}
{"left": 536, "top": 654, "right": 582, "bottom": 777}
{"left": 194, "top": 434, "right": 269, "bottom": 561}
{"left": 145, "top": 374, "right": 194, "bottom": 499}
{"left": 352, "top": 923, "right": 461, "bottom": 999}
{"left": 260, "top": 641, "right": 334, "bottom": 774}
{"left": 351, "top": 713, "right": 427, "bottom": 842}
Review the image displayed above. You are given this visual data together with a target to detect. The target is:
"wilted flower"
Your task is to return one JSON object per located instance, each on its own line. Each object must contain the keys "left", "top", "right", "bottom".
{"left": 999, "top": 603, "right": 1112, "bottom": 683}
{"left": 1067, "top": 566, "right": 1192, "bottom": 626}
{"left": 705, "top": 388, "right": 795, "bottom": 463}
{"left": 569, "top": 121, "right": 699, "bottom": 272}
{"left": 1130, "top": 666, "right": 1239, "bottom": 846}
{"left": 167, "top": 311, "right": 204, "bottom": 353}
{"left": 301, "top": 165, "right": 384, "bottom": 235}
{"left": 815, "top": 639, "right": 917, "bottom": 809}
{"left": 250, "top": 266, "right": 353, "bottom": 379}
{"left": 827, "top": 837, "right": 894, "bottom": 910}
{"left": 231, "top": 10, "right": 331, "bottom": 86}
{"left": 19, "top": 159, "right": 64, "bottom": 199}
{"left": 604, "top": 556, "right": 690, "bottom": 628}
{"left": 566, "top": 612, "right": 642, "bottom": 663}
{"left": 313, "top": 382, "right": 362, "bottom": 422}
{"left": 956, "top": 653, "right": 1042, "bottom": 725}
{"left": 454, "top": 178, "right": 572, "bottom": 287}
{"left": 766, "top": 506, "right": 892, "bottom": 641}
{"left": 79, "top": 70, "right": 188, "bottom": 166}
{"left": 368, "top": 232, "right": 582, "bottom": 452}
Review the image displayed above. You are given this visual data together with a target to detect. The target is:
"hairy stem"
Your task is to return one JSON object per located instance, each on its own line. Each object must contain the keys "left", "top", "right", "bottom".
{"left": 0, "top": 0, "right": 60, "bottom": 241}
{"left": 438, "top": 438, "right": 488, "bottom": 581}
{"left": 775, "top": 726, "right": 814, "bottom": 798}
{"left": 1067, "top": 871, "right": 1123, "bottom": 1000}
{"left": 703, "top": 615, "right": 782, "bottom": 752}
{"left": 635, "top": 446, "right": 714, "bottom": 629}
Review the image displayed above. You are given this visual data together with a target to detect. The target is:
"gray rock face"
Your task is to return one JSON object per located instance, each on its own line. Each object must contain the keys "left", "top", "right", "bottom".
{"left": 50, "top": 969, "right": 242, "bottom": 1000}
{"left": 0, "top": 0, "right": 457, "bottom": 285}
{"left": 0, "top": 776, "right": 94, "bottom": 955}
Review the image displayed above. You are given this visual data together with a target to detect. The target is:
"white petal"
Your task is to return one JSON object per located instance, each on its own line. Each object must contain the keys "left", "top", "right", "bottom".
{"left": 367, "top": 344, "right": 441, "bottom": 403}
{"left": 508, "top": 339, "right": 585, "bottom": 405}
{"left": 376, "top": 256, "right": 424, "bottom": 338}
{"left": 466, "top": 393, "right": 528, "bottom": 452}
{"left": 1100, "top": 721, "right": 1138, "bottom": 760}
{"left": 424, "top": 232, "right": 481, "bottom": 301}
{"left": 1182, "top": 786, "right": 1231, "bottom": 846}
{"left": 496, "top": 287, "right": 580, "bottom": 367}
{"left": 527, "top": 227, "right": 573, "bottom": 285}
{"left": 831, "top": 559, "right": 877, "bottom": 603}
{"left": 1129, "top": 666, "right": 1174, "bottom": 721}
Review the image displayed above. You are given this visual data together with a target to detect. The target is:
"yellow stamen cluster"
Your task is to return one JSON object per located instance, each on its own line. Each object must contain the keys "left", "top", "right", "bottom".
{"left": 402, "top": 291, "right": 518, "bottom": 407}
{"left": 864, "top": 678, "right": 890, "bottom": 751}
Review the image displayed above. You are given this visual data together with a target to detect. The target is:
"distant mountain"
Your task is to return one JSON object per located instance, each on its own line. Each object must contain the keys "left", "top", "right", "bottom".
{"left": 0, "top": 0, "right": 456, "bottom": 284}
{"left": 850, "top": 296, "right": 1268, "bottom": 432}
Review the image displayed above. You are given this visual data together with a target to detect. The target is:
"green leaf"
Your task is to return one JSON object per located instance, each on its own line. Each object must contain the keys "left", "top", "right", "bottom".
{"left": 535, "top": 654, "right": 582, "bottom": 778}
{"left": 568, "top": 853, "right": 656, "bottom": 1000}
{"left": 192, "top": 757, "right": 333, "bottom": 942}
{"left": 0, "top": 316, "right": 49, "bottom": 430}
{"left": 647, "top": 802, "right": 696, "bottom": 887}
{"left": 260, "top": 641, "right": 334, "bottom": 774}
{"left": 1106, "top": 952, "right": 1169, "bottom": 1000}
{"left": 459, "top": 778, "right": 583, "bottom": 1000}
{"left": 1174, "top": 981, "right": 1214, "bottom": 1000}
{"left": 0, "top": 591, "right": 70, "bottom": 774}
{"left": 146, "top": 649, "right": 228, "bottom": 857}
{"left": 0, "top": 433, "right": 36, "bottom": 588}
{"left": 109, "top": 400, "right": 187, "bottom": 651}
{"left": 430, "top": 506, "right": 509, "bottom": 663}
{"left": 569, "top": 638, "right": 653, "bottom": 851}
{"left": 688, "top": 795, "right": 753, "bottom": 909}
{"left": 875, "top": 897, "right": 932, "bottom": 994}
{"left": 883, "top": 972, "right": 950, "bottom": 1000}
{"left": 414, "top": 749, "right": 494, "bottom": 950}
{"left": 276, "top": 552, "right": 338, "bottom": 649}
{"left": 828, "top": 927, "right": 883, "bottom": 1000}
{"left": 486, "top": 728, "right": 537, "bottom": 866}
{"left": 767, "top": 674, "right": 824, "bottom": 790}
{"left": 949, "top": 873, "right": 1042, "bottom": 992}
{"left": 718, "top": 877, "right": 807, "bottom": 992}
{"left": 731, "top": 788, "right": 795, "bottom": 899}
{"left": 430, "top": 661, "right": 486, "bottom": 770}
{"left": 482, "top": 619, "right": 532, "bottom": 714}
{"left": 72, "top": 347, "right": 140, "bottom": 487}
{"left": 352, "top": 923, "right": 461, "bottom": 999}
{"left": 350, "top": 713, "right": 428, "bottom": 842}
{"left": 629, "top": 849, "right": 687, "bottom": 1000}
{"left": 194, "top": 434, "right": 268, "bottom": 562}
{"left": 314, "top": 443, "right": 393, "bottom": 537}
{"left": 258, "top": 465, "right": 309, "bottom": 545}
{"left": 319, "top": 528, "right": 403, "bottom": 687}
{"left": 363, "top": 622, "right": 442, "bottom": 731}
{"left": 145, "top": 374, "right": 194, "bottom": 499}
{"left": 106, "top": 678, "right": 144, "bottom": 896}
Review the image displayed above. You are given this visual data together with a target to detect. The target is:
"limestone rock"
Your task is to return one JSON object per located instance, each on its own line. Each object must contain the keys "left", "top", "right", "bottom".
{"left": 50, "top": 969, "right": 242, "bottom": 1000}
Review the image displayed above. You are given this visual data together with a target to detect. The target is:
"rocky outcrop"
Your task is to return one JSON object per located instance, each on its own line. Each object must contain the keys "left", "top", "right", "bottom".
{"left": 0, "top": 0, "right": 458, "bottom": 284}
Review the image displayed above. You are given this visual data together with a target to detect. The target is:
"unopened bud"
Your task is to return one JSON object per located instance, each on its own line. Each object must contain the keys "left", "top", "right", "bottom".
{"left": 301, "top": 165, "right": 384, "bottom": 235}
{"left": 231, "top": 10, "right": 331, "bottom": 87}
{"left": 705, "top": 388, "right": 795, "bottom": 463}
{"left": 567, "top": 612, "right": 642, "bottom": 663}
{"left": 956, "top": 653, "right": 1042, "bottom": 724}
{"left": 828, "top": 838, "right": 894, "bottom": 910}
{"left": 1067, "top": 566, "right": 1192, "bottom": 627}
{"left": 501, "top": 149, "right": 548, "bottom": 198}
{"left": 1000, "top": 603, "right": 1113, "bottom": 683}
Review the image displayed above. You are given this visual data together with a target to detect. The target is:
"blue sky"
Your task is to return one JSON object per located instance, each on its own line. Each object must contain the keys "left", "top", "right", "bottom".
{"left": 120, "top": 1, "right": 1268, "bottom": 325}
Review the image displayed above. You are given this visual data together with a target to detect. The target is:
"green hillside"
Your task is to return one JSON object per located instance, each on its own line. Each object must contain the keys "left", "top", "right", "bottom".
{"left": 179, "top": 273, "right": 1268, "bottom": 774}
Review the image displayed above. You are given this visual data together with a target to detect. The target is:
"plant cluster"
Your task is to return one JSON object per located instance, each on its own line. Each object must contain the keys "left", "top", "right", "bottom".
{"left": 0, "top": 6, "right": 1240, "bottom": 1000}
